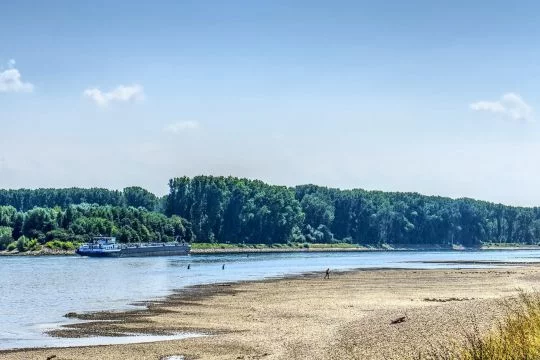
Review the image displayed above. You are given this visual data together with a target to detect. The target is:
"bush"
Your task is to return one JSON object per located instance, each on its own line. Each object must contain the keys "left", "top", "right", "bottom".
{"left": 45, "top": 240, "right": 77, "bottom": 251}
{"left": 61, "top": 241, "right": 75, "bottom": 250}
{"left": 26, "top": 238, "right": 41, "bottom": 251}
{"left": 15, "top": 236, "right": 41, "bottom": 252}
{"left": 45, "top": 229, "right": 72, "bottom": 242}
{"left": 6, "top": 242, "right": 16, "bottom": 251}
{"left": 0, "top": 226, "right": 13, "bottom": 250}
{"left": 45, "top": 240, "right": 63, "bottom": 250}
{"left": 16, "top": 236, "right": 27, "bottom": 252}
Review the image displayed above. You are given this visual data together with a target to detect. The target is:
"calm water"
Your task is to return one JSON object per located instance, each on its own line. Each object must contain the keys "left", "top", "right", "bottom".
{"left": 1, "top": 249, "right": 539, "bottom": 350}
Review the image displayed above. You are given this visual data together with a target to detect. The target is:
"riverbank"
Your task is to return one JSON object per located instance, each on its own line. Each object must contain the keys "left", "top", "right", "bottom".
{"left": 2, "top": 265, "right": 540, "bottom": 360}
{"left": 0, "top": 246, "right": 376, "bottom": 256}
{"left": 2, "top": 242, "right": 515, "bottom": 256}
{"left": 481, "top": 243, "right": 540, "bottom": 250}
{"left": 0, "top": 248, "right": 75, "bottom": 256}
{"left": 2, "top": 240, "right": 539, "bottom": 257}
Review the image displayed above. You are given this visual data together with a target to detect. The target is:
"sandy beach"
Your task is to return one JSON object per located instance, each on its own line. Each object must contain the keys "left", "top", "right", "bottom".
{"left": 2, "top": 265, "right": 539, "bottom": 360}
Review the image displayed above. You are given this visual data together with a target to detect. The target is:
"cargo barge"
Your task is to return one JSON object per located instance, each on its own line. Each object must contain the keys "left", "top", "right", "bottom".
{"left": 76, "top": 236, "right": 190, "bottom": 257}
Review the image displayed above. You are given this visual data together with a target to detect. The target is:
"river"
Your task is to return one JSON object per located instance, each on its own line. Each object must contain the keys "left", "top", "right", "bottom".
{"left": 1, "top": 249, "right": 539, "bottom": 350}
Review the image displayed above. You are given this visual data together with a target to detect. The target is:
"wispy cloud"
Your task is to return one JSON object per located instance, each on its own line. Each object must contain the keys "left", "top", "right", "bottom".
{"left": 470, "top": 93, "right": 533, "bottom": 121}
{"left": 0, "top": 59, "right": 34, "bottom": 93}
{"left": 164, "top": 121, "right": 200, "bottom": 133}
{"left": 83, "top": 84, "right": 144, "bottom": 107}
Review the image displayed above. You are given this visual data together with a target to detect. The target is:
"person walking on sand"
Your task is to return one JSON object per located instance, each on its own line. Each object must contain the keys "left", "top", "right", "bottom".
{"left": 324, "top": 268, "right": 330, "bottom": 279}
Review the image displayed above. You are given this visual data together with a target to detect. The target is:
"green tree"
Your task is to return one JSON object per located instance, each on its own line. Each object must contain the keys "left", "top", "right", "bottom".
{"left": 0, "top": 226, "right": 13, "bottom": 250}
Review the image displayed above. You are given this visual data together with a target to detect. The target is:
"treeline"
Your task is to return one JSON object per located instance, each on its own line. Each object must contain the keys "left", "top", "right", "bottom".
{"left": 166, "top": 176, "right": 540, "bottom": 248}
{"left": 0, "top": 204, "right": 193, "bottom": 251}
{"left": 166, "top": 177, "right": 304, "bottom": 244}
{"left": 2, "top": 176, "right": 540, "bottom": 249}
{"left": 0, "top": 186, "right": 159, "bottom": 212}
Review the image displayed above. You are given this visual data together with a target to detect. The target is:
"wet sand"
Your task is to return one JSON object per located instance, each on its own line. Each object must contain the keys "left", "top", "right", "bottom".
{"left": 2, "top": 266, "right": 540, "bottom": 360}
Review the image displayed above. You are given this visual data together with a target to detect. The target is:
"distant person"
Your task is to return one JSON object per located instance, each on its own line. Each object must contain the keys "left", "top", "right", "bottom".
{"left": 324, "top": 268, "right": 330, "bottom": 279}
{"left": 222, "top": 264, "right": 225, "bottom": 270}
{"left": 187, "top": 264, "right": 191, "bottom": 270}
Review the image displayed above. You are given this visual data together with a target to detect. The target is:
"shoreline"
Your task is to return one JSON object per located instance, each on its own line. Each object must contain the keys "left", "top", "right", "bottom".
{"left": 2, "top": 244, "right": 540, "bottom": 257}
{"left": 2, "top": 265, "right": 540, "bottom": 359}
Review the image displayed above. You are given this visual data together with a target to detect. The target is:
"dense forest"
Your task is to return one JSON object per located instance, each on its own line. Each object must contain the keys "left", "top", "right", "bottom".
{"left": 165, "top": 176, "right": 540, "bottom": 248}
{"left": 0, "top": 186, "right": 158, "bottom": 212}
{"left": 1, "top": 176, "right": 540, "bottom": 251}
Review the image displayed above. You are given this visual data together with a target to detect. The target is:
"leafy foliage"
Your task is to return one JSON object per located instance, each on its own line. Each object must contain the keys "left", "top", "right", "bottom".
{"left": 168, "top": 176, "right": 540, "bottom": 247}
{"left": 45, "top": 240, "right": 77, "bottom": 250}
{"left": 166, "top": 176, "right": 304, "bottom": 244}
{"left": 0, "top": 226, "right": 13, "bottom": 250}
{"left": 16, "top": 236, "right": 41, "bottom": 252}
{"left": 0, "top": 204, "right": 193, "bottom": 251}
{"left": 3, "top": 176, "right": 540, "bottom": 249}
{"left": 0, "top": 187, "right": 158, "bottom": 212}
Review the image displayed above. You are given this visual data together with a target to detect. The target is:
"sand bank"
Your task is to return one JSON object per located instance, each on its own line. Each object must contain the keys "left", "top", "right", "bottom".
{"left": 2, "top": 266, "right": 540, "bottom": 360}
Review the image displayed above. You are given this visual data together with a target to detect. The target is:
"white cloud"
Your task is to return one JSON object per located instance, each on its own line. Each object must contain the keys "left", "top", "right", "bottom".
{"left": 470, "top": 93, "right": 533, "bottom": 121}
{"left": 83, "top": 84, "right": 144, "bottom": 106}
{"left": 164, "top": 121, "right": 200, "bottom": 133}
{"left": 0, "top": 59, "right": 34, "bottom": 93}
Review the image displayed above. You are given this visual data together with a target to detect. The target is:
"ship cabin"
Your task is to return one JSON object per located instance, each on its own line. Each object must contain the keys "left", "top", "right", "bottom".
{"left": 92, "top": 236, "right": 118, "bottom": 249}
{"left": 77, "top": 236, "right": 120, "bottom": 252}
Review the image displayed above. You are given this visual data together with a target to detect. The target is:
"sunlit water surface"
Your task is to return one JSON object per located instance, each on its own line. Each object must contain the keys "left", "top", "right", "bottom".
{"left": 1, "top": 249, "right": 539, "bottom": 349}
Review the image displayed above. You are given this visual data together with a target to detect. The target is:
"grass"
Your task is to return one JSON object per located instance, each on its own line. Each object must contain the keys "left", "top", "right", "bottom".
{"left": 190, "top": 242, "right": 364, "bottom": 250}
{"left": 190, "top": 242, "right": 240, "bottom": 250}
{"left": 482, "top": 242, "right": 539, "bottom": 248}
{"left": 191, "top": 242, "right": 300, "bottom": 250}
{"left": 417, "top": 291, "right": 540, "bottom": 359}
{"left": 307, "top": 243, "right": 363, "bottom": 249}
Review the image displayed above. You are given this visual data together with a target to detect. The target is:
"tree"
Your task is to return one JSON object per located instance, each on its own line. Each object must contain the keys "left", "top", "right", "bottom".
{"left": 0, "top": 226, "right": 13, "bottom": 250}
{"left": 123, "top": 186, "right": 158, "bottom": 210}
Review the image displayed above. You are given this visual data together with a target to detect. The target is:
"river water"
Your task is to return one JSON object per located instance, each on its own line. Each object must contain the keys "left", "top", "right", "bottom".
{"left": 1, "top": 249, "right": 539, "bottom": 350}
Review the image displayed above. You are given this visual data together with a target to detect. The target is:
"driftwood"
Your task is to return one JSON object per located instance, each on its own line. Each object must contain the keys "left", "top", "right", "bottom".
{"left": 46, "top": 356, "right": 57, "bottom": 360}
{"left": 390, "top": 316, "right": 407, "bottom": 324}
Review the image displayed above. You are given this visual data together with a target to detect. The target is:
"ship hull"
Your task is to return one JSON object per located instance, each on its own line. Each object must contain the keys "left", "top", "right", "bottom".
{"left": 76, "top": 246, "right": 190, "bottom": 258}
{"left": 76, "top": 250, "right": 121, "bottom": 257}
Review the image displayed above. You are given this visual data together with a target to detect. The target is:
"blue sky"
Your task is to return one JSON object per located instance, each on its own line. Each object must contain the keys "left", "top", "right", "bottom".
{"left": 2, "top": 1, "right": 540, "bottom": 205}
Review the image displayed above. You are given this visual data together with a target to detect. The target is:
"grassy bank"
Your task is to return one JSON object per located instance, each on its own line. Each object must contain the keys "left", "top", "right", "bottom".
{"left": 0, "top": 239, "right": 78, "bottom": 256}
{"left": 419, "top": 291, "right": 540, "bottom": 359}
{"left": 482, "top": 242, "right": 540, "bottom": 250}
{"left": 4, "top": 241, "right": 538, "bottom": 256}
{"left": 189, "top": 242, "right": 372, "bottom": 253}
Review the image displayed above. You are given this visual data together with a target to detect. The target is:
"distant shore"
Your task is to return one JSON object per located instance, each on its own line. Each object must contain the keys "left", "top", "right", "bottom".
{"left": 1, "top": 242, "right": 539, "bottom": 256}
{"left": 2, "top": 264, "right": 540, "bottom": 359}
{"left": 0, "top": 245, "right": 457, "bottom": 256}
{"left": 0, "top": 248, "right": 75, "bottom": 256}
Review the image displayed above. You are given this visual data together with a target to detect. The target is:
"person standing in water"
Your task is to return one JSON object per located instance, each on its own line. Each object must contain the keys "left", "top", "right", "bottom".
{"left": 187, "top": 264, "right": 191, "bottom": 270}
{"left": 324, "top": 268, "right": 330, "bottom": 279}
{"left": 222, "top": 264, "right": 225, "bottom": 270}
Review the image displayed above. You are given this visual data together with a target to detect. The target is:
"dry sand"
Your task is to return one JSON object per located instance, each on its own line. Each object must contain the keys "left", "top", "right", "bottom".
{"left": 2, "top": 265, "right": 540, "bottom": 360}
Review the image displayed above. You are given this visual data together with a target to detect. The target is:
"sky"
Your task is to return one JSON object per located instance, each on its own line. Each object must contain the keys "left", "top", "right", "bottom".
{"left": 2, "top": 1, "right": 540, "bottom": 205}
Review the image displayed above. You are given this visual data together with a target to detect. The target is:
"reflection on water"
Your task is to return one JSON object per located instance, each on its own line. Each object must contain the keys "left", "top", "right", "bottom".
{"left": 0, "top": 249, "right": 539, "bottom": 349}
